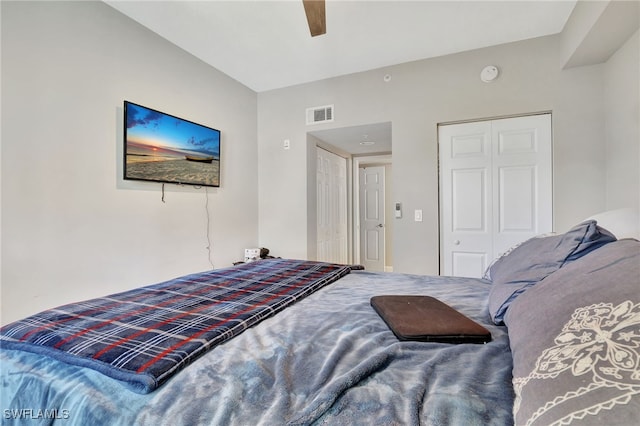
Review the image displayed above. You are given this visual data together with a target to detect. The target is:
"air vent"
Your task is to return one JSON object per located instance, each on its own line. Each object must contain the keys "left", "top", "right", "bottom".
{"left": 306, "top": 105, "right": 334, "bottom": 125}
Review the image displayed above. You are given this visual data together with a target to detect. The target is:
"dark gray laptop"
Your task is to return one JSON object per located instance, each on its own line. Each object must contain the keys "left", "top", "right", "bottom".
{"left": 370, "top": 295, "right": 492, "bottom": 344}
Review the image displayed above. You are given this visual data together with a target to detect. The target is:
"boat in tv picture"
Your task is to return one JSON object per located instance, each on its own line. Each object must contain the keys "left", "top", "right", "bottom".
{"left": 124, "top": 101, "right": 221, "bottom": 187}
{"left": 185, "top": 155, "right": 215, "bottom": 163}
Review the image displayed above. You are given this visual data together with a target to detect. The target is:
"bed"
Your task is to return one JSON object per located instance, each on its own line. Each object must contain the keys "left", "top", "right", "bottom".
{"left": 1, "top": 213, "right": 639, "bottom": 425}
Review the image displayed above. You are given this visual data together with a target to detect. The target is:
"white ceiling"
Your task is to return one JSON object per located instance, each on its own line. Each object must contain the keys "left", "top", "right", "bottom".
{"left": 105, "top": 0, "right": 577, "bottom": 93}
{"left": 105, "top": 0, "right": 577, "bottom": 154}
{"left": 311, "top": 121, "right": 392, "bottom": 155}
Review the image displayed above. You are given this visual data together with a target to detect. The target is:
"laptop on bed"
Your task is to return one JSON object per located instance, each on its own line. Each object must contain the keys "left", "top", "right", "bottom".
{"left": 370, "top": 295, "right": 492, "bottom": 344}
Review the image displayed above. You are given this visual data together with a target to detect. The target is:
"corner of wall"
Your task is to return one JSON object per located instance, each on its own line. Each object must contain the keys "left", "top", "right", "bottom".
{"left": 561, "top": 0, "right": 639, "bottom": 69}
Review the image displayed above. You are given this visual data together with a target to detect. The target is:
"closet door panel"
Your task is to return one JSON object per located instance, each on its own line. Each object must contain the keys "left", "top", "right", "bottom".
{"left": 440, "top": 121, "right": 492, "bottom": 277}
{"left": 492, "top": 114, "right": 552, "bottom": 258}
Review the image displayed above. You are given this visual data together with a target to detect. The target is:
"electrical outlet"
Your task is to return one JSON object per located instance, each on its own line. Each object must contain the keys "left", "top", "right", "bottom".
{"left": 414, "top": 209, "right": 423, "bottom": 222}
{"left": 283, "top": 139, "right": 290, "bottom": 150}
{"left": 244, "top": 248, "right": 261, "bottom": 262}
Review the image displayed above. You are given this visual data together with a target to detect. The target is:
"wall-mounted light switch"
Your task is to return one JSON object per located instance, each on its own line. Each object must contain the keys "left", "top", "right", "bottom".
{"left": 283, "top": 139, "right": 291, "bottom": 150}
{"left": 414, "top": 209, "right": 423, "bottom": 222}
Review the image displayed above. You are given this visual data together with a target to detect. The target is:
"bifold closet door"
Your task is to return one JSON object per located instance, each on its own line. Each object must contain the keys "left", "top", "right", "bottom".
{"left": 439, "top": 114, "right": 552, "bottom": 277}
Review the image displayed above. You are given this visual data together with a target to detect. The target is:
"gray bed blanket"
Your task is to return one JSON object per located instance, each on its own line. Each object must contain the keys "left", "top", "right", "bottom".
{"left": 1, "top": 270, "right": 513, "bottom": 425}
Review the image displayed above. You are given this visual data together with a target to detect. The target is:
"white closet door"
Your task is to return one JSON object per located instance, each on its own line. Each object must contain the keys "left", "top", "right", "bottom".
{"left": 491, "top": 115, "right": 553, "bottom": 258}
{"left": 439, "top": 114, "right": 552, "bottom": 278}
{"left": 316, "top": 147, "right": 348, "bottom": 264}
{"left": 440, "top": 121, "right": 493, "bottom": 277}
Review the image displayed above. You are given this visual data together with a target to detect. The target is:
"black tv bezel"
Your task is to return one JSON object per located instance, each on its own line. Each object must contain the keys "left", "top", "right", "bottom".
{"left": 123, "top": 100, "right": 221, "bottom": 188}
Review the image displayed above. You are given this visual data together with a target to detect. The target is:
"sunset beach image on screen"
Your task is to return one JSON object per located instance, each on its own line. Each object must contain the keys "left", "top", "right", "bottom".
{"left": 124, "top": 101, "right": 220, "bottom": 187}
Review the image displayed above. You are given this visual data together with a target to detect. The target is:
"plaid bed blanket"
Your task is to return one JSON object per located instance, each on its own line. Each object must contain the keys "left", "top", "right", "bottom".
{"left": 0, "top": 259, "right": 358, "bottom": 393}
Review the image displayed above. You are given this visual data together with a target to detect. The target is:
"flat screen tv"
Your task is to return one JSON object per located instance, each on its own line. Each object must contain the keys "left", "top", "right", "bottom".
{"left": 124, "top": 101, "right": 221, "bottom": 187}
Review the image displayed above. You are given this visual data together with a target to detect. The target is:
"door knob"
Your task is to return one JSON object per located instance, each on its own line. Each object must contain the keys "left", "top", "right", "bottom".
{"left": 376, "top": 223, "right": 384, "bottom": 228}
{"left": 453, "top": 240, "right": 460, "bottom": 245}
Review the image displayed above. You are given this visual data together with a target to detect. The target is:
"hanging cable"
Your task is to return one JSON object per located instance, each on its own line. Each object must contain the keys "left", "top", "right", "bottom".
{"left": 161, "top": 183, "right": 166, "bottom": 203}
{"left": 204, "top": 187, "right": 214, "bottom": 269}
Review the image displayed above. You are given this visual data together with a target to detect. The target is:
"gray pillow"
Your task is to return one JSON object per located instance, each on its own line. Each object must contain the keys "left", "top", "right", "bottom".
{"left": 504, "top": 239, "right": 640, "bottom": 425}
{"left": 487, "top": 220, "right": 616, "bottom": 324}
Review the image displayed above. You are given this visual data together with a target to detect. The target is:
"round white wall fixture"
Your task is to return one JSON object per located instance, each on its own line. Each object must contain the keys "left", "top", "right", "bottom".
{"left": 480, "top": 65, "right": 499, "bottom": 82}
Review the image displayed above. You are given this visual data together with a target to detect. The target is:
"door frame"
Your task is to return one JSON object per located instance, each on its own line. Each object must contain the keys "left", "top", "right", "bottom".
{"left": 353, "top": 154, "right": 393, "bottom": 270}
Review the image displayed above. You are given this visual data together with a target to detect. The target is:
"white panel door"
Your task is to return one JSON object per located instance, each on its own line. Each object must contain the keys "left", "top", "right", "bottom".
{"left": 359, "top": 166, "right": 385, "bottom": 271}
{"left": 492, "top": 115, "right": 553, "bottom": 254}
{"left": 439, "top": 114, "right": 552, "bottom": 277}
{"left": 440, "top": 121, "right": 492, "bottom": 277}
{"left": 316, "top": 147, "right": 348, "bottom": 264}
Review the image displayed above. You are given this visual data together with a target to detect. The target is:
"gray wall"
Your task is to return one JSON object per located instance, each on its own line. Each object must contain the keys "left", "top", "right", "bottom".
{"left": 604, "top": 30, "right": 639, "bottom": 210}
{"left": 1, "top": 1, "right": 259, "bottom": 323}
{"left": 258, "top": 31, "right": 637, "bottom": 275}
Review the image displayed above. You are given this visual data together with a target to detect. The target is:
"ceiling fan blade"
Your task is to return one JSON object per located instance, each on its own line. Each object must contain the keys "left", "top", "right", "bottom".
{"left": 302, "top": 0, "right": 326, "bottom": 37}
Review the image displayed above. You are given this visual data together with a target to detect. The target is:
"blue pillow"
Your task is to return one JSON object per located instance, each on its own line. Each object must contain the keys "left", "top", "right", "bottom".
{"left": 487, "top": 220, "right": 616, "bottom": 325}
{"left": 504, "top": 239, "right": 640, "bottom": 425}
